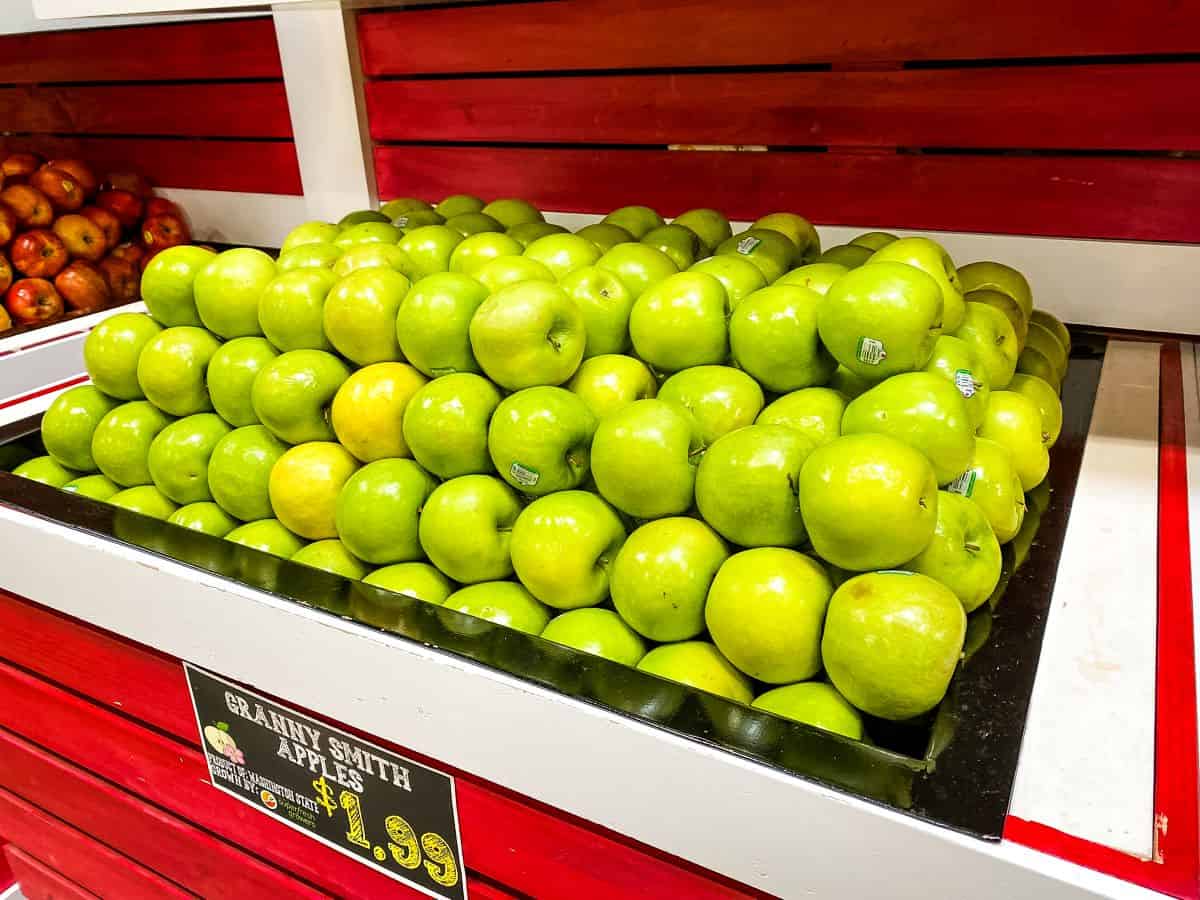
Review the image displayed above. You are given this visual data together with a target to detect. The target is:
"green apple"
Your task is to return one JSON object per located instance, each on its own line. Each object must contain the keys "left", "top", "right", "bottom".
{"left": 402, "top": 373, "right": 501, "bottom": 478}
{"left": 818, "top": 244, "right": 872, "bottom": 269}
{"left": 849, "top": 231, "right": 897, "bottom": 251}
{"left": 419, "top": 475, "right": 521, "bottom": 583}
{"left": 468, "top": 281, "right": 585, "bottom": 389}
{"left": 330, "top": 362, "right": 427, "bottom": 462}
{"left": 591, "top": 399, "right": 701, "bottom": 518}
{"left": 444, "top": 581, "right": 550, "bottom": 635}
{"left": 904, "top": 490, "right": 1001, "bottom": 613}
{"left": 480, "top": 199, "right": 543, "bottom": 229}
{"left": 842, "top": 372, "right": 975, "bottom": 485}
{"left": 951, "top": 437, "right": 1025, "bottom": 543}
{"left": 291, "top": 539, "right": 368, "bottom": 579}
{"left": 448, "top": 232, "right": 522, "bottom": 276}
{"left": 12, "top": 455, "right": 80, "bottom": 487}
{"left": 629, "top": 272, "right": 728, "bottom": 373}
{"left": 922, "top": 335, "right": 990, "bottom": 430}
{"left": 323, "top": 267, "right": 410, "bottom": 366}
{"left": 729, "top": 284, "right": 834, "bottom": 392}
{"left": 799, "top": 433, "right": 938, "bottom": 570}
{"left": 510, "top": 490, "right": 625, "bottom": 608}
{"left": 147, "top": 413, "right": 231, "bottom": 504}
{"left": 108, "top": 485, "right": 178, "bottom": 520}
{"left": 541, "top": 608, "right": 646, "bottom": 665}
{"left": 966, "top": 288, "right": 1027, "bottom": 344}
{"left": 716, "top": 229, "right": 796, "bottom": 283}
{"left": 394, "top": 209, "right": 446, "bottom": 231}
{"left": 753, "top": 212, "right": 820, "bottom": 263}
{"left": 954, "top": 301, "right": 1019, "bottom": 389}
{"left": 338, "top": 210, "right": 389, "bottom": 228}
{"left": 506, "top": 222, "right": 567, "bottom": 248}
{"left": 596, "top": 243, "right": 678, "bottom": 300}
{"left": 140, "top": 245, "right": 216, "bottom": 327}
{"left": 258, "top": 268, "right": 337, "bottom": 353}
{"left": 268, "top": 441, "right": 359, "bottom": 539}
{"left": 396, "top": 273, "right": 488, "bottom": 376}
{"left": 1009, "top": 374, "right": 1062, "bottom": 447}
{"left": 658, "top": 365, "right": 763, "bottom": 446}
{"left": 706, "top": 548, "right": 832, "bottom": 683}
{"left": 397, "top": 225, "right": 463, "bottom": 278}
{"left": 91, "top": 400, "right": 175, "bottom": 486}
{"left": 817, "top": 261, "right": 942, "bottom": 380}
{"left": 1016, "top": 347, "right": 1060, "bottom": 390}
{"left": 41, "top": 385, "right": 120, "bottom": 471}
{"left": 136, "top": 326, "right": 221, "bottom": 416}
{"left": 672, "top": 209, "right": 732, "bottom": 255}
{"left": 756, "top": 387, "right": 846, "bottom": 448}
{"left": 752, "top": 682, "right": 863, "bottom": 740}
{"left": 332, "top": 244, "right": 410, "bottom": 278}
{"left": 335, "top": 458, "right": 437, "bottom": 564}
{"left": 688, "top": 255, "right": 766, "bottom": 308}
{"left": 636, "top": 642, "right": 752, "bottom": 704}
{"left": 435, "top": 194, "right": 485, "bottom": 219}
{"left": 1026, "top": 477, "right": 1053, "bottom": 517}
{"left": 822, "top": 571, "right": 965, "bottom": 720}
{"left": 869, "top": 237, "right": 965, "bottom": 332}
{"left": 226, "top": 518, "right": 306, "bottom": 557}
{"left": 250, "top": 349, "right": 351, "bottom": 444}
{"left": 83, "top": 313, "right": 163, "bottom": 400}
{"left": 206, "top": 337, "right": 278, "bottom": 426}
{"left": 474, "top": 256, "right": 556, "bottom": 293}
{"left": 523, "top": 233, "right": 602, "bottom": 280}
{"left": 1031, "top": 309, "right": 1071, "bottom": 355}
{"left": 362, "top": 562, "right": 456, "bottom": 604}
{"left": 281, "top": 221, "right": 340, "bottom": 252}
{"left": 559, "top": 265, "right": 633, "bottom": 358}
{"left": 380, "top": 197, "right": 432, "bottom": 219}
{"left": 602, "top": 206, "right": 664, "bottom": 239}
{"left": 576, "top": 222, "right": 635, "bottom": 253}
{"left": 335, "top": 221, "right": 403, "bottom": 247}
{"left": 277, "top": 243, "right": 342, "bottom": 273}
{"left": 193, "top": 248, "right": 275, "bottom": 338}
{"left": 168, "top": 501, "right": 238, "bottom": 537}
{"left": 958, "top": 261, "right": 1034, "bottom": 324}
{"left": 695, "top": 424, "right": 813, "bottom": 546}
{"left": 566, "top": 354, "right": 657, "bottom": 419}
{"left": 828, "top": 365, "right": 872, "bottom": 399}
{"left": 1025, "top": 320, "right": 1069, "bottom": 379}
{"left": 63, "top": 473, "right": 120, "bottom": 500}
{"left": 979, "top": 391, "right": 1049, "bottom": 491}
{"left": 208, "top": 425, "right": 287, "bottom": 521}
{"left": 776, "top": 262, "right": 848, "bottom": 296}
{"left": 641, "top": 224, "right": 700, "bottom": 271}
{"left": 488, "top": 386, "right": 596, "bottom": 495}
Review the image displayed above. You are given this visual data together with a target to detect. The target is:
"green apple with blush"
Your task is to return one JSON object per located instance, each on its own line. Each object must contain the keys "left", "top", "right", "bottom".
{"left": 332, "top": 244, "right": 410, "bottom": 278}
{"left": 396, "top": 272, "right": 488, "bottom": 376}
{"left": 641, "top": 224, "right": 700, "bottom": 270}
{"left": 63, "top": 473, "right": 120, "bottom": 500}
{"left": 281, "top": 221, "right": 340, "bottom": 252}
{"left": 402, "top": 373, "right": 502, "bottom": 478}
{"left": 474, "top": 256, "right": 555, "bottom": 293}
{"left": 362, "top": 562, "right": 456, "bottom": 605}
{"left": 251, "top": 349, "right": 351, "bottom": 444}
{"left": 869, "top": 236, "right": 965, "bottom": 332}
{"left": 756, "top": 387, "right": 846, "bottom": 447}
{"left": 729, "top": 284, "right": 835, "bottom": 392}
{"left": 541, "top": 608, "right": 647, "bottom": 665}
{"left": 448, "top": 232, "right": 523, "bottom": 276}
{"left": 636, "top": 642, "right": 752, "bottom": 704}
{"left": 418, "top": 475, "right": 522, "bottom": 583}
{"left": 258, "top": 268, "right": 338, "bottom": 353}
{"left": 468, "top": 281, "right": 586, "bottom": 389}
{"left": 506, "top": 221, "right": 567, "bottom": 248}
{"left": 688, "top": 255, "right": 766, "bottom": 309}
{"left": 91, "top": 401, "right": 175, "bottom": 487}
{"left": 193, "top": 248, "right": 276, "bottom": 338}
{"left": 140, "top": 245, "right": 216, "bottom": 327}
{"left": 13, "top": 456, "right": 80, "bottom": 488}
{"left": 168, "top": 501, "right": 238, "bottom": 537}
{"left": 488, "top": 386, "right": 597, "bottom": 495}
{"left": 523, "top": 233, "right": 602, "bottom": 280}
{"left": 435, "top": 194, "right": 485, "bottom": 219}
{"left": 904, "top": 490, "right": 1001, "bottom": 613}
{"left": 277, "top": 243, "right": 342, "bottom": 272}
{"left": 576, "top": 222, "right": 635, "bottom": 253}
{"left": 559, "top": 265, "right": 634, "bottom": 357}
{"left": 672, "top": 208, "right": 732, "bottom": 255}
{"left": 207, "top": 425, "right": 288, "bottom": 522}
{"left": 335, "top": 458, "right": 437, "bottom": 564}
{"left": 954, "top": 301, "right": 1019, "bottom": 389}
{"left": 480, "top": 198, "right": 543, "bottom": 229}
{"left": 136, "top": 326, "right": 221, "bottom": 416}
{"left": 629, "top": 272, "right": 728, "bottom": 373}
{"left": 147, "top": 413, "right": 231, "bottom": 504}
{"left": 776, "top": 262, "right": 847, "bottom": 296}
{"left": 397, "top": 225, "right": 463, "bottom": 278}
{"left": 83, "top": 313, "right": 163, "bottom": 400}
{"left": 206, "top": 337, "right": 279, "bottom": 426}
{"left": 657, "top": 365, "right": 763, "bottom": 446}
{"left": 41, "top": 385, "right": 121, "bottom": 471}
{"left": 602, "top": 205, "right": 664, "bottom": 239}
{"left": 566, "top": 354, "right": 657, "bottom": 419}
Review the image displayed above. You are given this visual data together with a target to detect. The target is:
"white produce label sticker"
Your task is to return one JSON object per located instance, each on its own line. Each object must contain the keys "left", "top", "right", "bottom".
{"left": 947, "top": 470, "right": 978, "bottom": 498}
{"left": 954, "top": 369, "right": 978, "bottom": 398}
{"left": 736, "top": 236, "right": 761, "bottom": 255}
{"left": 509, "top": 461, "right": 539, "bottom": 487}
{"left": 856, "top": 336, "right": 887, "bottom": 366}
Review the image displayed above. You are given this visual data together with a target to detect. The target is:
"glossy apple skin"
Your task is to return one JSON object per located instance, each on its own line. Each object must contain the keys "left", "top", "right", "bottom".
{"left": 955, "top": 437, "right": 1025, "bottom": 543}
{"left": 595, "top": 243, "right": 678, "bottom": 300}
{"left": 397, "top": 225, "right": 463, "bottom": 279}
{"left": 958, "top": 261, "right": 1034, "bottom": 324}
{"left": 335, "top": 458, "right": 437, "bottom": 564}
{"left": 96, "top": 189, "right": 143, "bottom": 227}
{"left": 98, "top": 255, "right": 139, "bottom": 305}
{"left": 474, "top": 256, "right": 555, "bottom": 293}
{"left": 601, "top": 205, "right": 664, "bottom": 239}
{"left": 752, "top": 682, "right": 864, "bottom": 740}
{"left": 11, "top": 229, "right": 69, "bottom": 278}
{"left": 954, "top": 301, "right": 1019, "bottom": 389}
{"left": 444, "top": 212, "right": 504, "bottom": 237}
{"left": 756, "top": 387, "right": 846, "bottom": 448}
{"left": 147, "top": 413, "right": 232, "bottom": 504}
{"left": 12, "top": 455, "right": 80, "bottom": 487}
{"left": 523, "top": 233, "right": 601, "bottom": 281}
{"left": 716, "top": 228, "right": 797, "bottom": 283}
{"left": 418, "top": 475, "right": 522, "bottom": 584}
{"left": 641, "top": 224, "right": 700, "bottom": 270}
{"left": 139, "top": 245, "right": 216, "bottom": 327}
{"left": 869, "top": 236, "right": 965, "bottom": 332}
{"left": 480, "top": 198, "right": 543, "bottom": 229}
{"left": 776, "top": 262, "right": 848, "bottom": 296}
{"left": 402, "top": 373, "right": 502, "bottom": 479}
{"left": 542, "top": 608, "right": 646, "bottom": 665}
{"left": 506, "top": 221, "right": 566, "bottom": 248}
{"left": 361, "top": 562, "right": 456, "bottom": 605}
{"left": 278, "top": 243, "right": 343, "bottom": 273}
{"left": 168, "top": 501, "right": 239, "bottom": 537}
{"left": 0, "top": 258, "right": 11, "bottom": 296}
{"left": 1009, "top": 373, "right": 1062, "bottom": 447}
{"left": 80, "top": 205, "right": 121, "bottom": 249}
{"left": 395, "top": 272, "right": 488, "bottom": 376}
{"left": 281, "top": 221, "right": 341, "bottom": 252}
{"left": 468, "top": 281, "right": 586, "bottom": 390}
{"left": 636, "top": 642, "right": 752, "bottom": 705}
{"left": 268, "top": 441, "right": 359, "bottom": 540}
{"left": 559, "top": 265, "right": 634, "bottom": 358}
{"left": 63, "top": 473, "right": 121, "bottom": 501}
{"left": 1, "top": 185, "right": 53, "bottom": 227}
{"left": 2, "top": 152, "right": 41, "bottom": 181}
{"left": 672, "top": 208, "right": 732, "bottom": 254}
{"left": 488, "top": 386, "right": 597, "bottom": 496}
{"left": 753, "top": 212, "right": 821, "bottom": 262}
{"left": 922, "top": 335, "right": 991, "bottom": 430}
{"left": 688, "top": 255, "right": 766, "bottom": 309}
{"left": 629, "top": 272, "right": 728, "bottom": 373}
{"left": 141, "top": 213, "right": 191, "bottom": 254}
{"left": 434, "top": 194, "right": 484, "bottom": 218}
{"left": 194, "top": 247, "right": 276, "bottom": 339}
{"left": 657, "top": 365, "right": 763, "bottom": 447}
{"left": 136, "top": 326, "right": 221, "bottom": 417}
{"left": 323, "top": 267, "right": 410, "bottom": 366}
{"left": 108, "top": 485, "right": 179, "bottom": 520}
{"left": 979, "top": 390, "right": 1049, "bottom": 491}
{"left": 207, "top": 425, "right": 288, "bottom": 522}
{"left": 567, "top": 354, "right": 657, "bottom": 420}
{"left": 250, "top": 349, "right": 351, "bottom": 444}
{"left": 443, "top": 581, "right": 550, "bottom": 636}
{"left": 257, "top": 267, "right": 337, "bottom": 352}
{"left": 729, "top": 284, "right": 835, "bottom": 392}
{"left": 46, "top": 158, "right": 98, "bottom": 196}
{"left": 206, "top": 337, "right": 279, "bottom": 427}
{"left": 575, "top": 222, "right": 635, "bottom": 253}
{"left": 5, "top": 278, "right": 63, "bottom": 324}
{"left": 0, "top": 203, "right": 18, "bottom": 245}
{"left": 850, "top": 231, "right": 898, "bottom": 251}
{"left": 83, "top": 312, "right": 162, "bottom": 399}
{"left": 90, "top": 400, "right": 175, "bottom": 487}
{"left": 31, "top": 166, "right": 85, "bottom": 212}
{"left": 334, "top": 221, "right": 403, "bottom": 248}
{"left": 41, "top": 384, "right": 121, "bottom": 471}
{"left": 330, "top": 362, "right": 427, "bottom": 462}
{"left": 225, "top": 518, "right": 306, "bottom": 558}
{"left": 54, "top": 260, "right": 111, "bottom": 312}
{"left": 817, "top": 244, "right": 872, "bottom": 268}
{"left": 448, "top": 232, "right": 523, "bottom": 276}
{"left": 289, "top": 540, "right": 368, "bottom": 579}
{"left": 903, "top": 490, "right": 1001, "bottom": 613}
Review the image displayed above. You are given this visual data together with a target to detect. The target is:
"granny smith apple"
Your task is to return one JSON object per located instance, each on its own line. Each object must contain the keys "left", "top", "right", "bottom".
{"left": 258, "top": 268, "right": 338, "bottom": 353}
{"left": 251, "top": 349, "right": 351, "bottom": 444}
{"left": 576, "top": 222, "right": 635, "bottom": 253}
{"left": 335, "top": 458, "right": 437, "bottom": 564}
{"left": 335, "top": 221, "right": 403, "bottom": 247}
{"left": 108, "top": 485, "right": 179, "bottom": 520}
{"left": 695, "top": 424, "right": 813, "bottom": 546}
{"left": 904, "top": 490, "right": 1001, "bottom": 613}
{"left": 822, "top": 571, "right": 965, "bottom": 720}
{"left": 688, "top": 255, "right": 766, "bottom": 308}
{"left": 206, "top": 337, "right": 279, "bottom": 427}
{"left": 397, "top": 225, "right": 463, "bottom": 278}
{"left": 756, "top": 387, "right": 846, "bottom": 447}
{"left": 776, "top": 262, "right": 848, "bottom": 296}
{"left": 869, "top": 237, "right": 965, "bottom": 332}
{"left": 1009, "top": 374, "right": 1062, "bottom": 446}
{"left": 444, "top": 581, "right": 550, "bottom": 635}
{"left": 330, "top": 362, "right": 427, "bottom": 462}
{"left": 291, "top": 539, "right": 369, "bottom": 579}
{"left": 828, "top": 365, "right": 872, "bottom": 399}
{"left": 136, "top": 326, "right": 221, "bottom": 417}
{"left": 752, "top": 682, "right": 863, "bottom": 740}
{"left": 817, "top": 244, "right": 872, "bottom": 269}
{"left": 1026, "top": 477, "right": 1053, "bottom": 517}
{"left": 91, "top": 400, "right": 175, "bottom": 486}
{"left": 954, "top": 301, "right": 1019, "bottom": 389}
{"left": 559, "top": 265, "right": 634, "bottom": 357}
{"left": 799, "top": 433, "right": 938, "bottom": 570}
{"left": 147, "top": 413, "right": 231, "bottom": 504}
{"left": 277, "top": 243, "right": 342, "bottom": 273}
{"left": 362, "top": 562, "right": 456, "bottom": 604}
{"left": 510, "top": 490, "right": 626, "bottom": 608}
{"left": 83, "top": 313, "right": 162, "bottom": 400}
{"left": 602, "top": 206, "right": 664, "bottom": 239}
{"left": 418, "top": 475, "right": 521, "bottom": 583}
{"left": 480, "top": 199, "right": 543, "bottom": 229}
{"left": 842, "top": 372, "right": 976, "bottom": 485}
{"left": 488, "top": 386, "right": 597, "bottom": 495}
{"left": 268, "top": 441, "right": 359, "bottom": 539}
{"left": 523, "top": 233, "right": 602, "bottom": 280}
{"left": 753, "top": 212, "right": 820, "bottom": 263}
{"left": 394, "top": 209, "right": 446, "bottom": 231}
{"left": 168, "top": 501, "right": 238, "bottom": 537}
{"left": 193, "top": 248, "right": 275, "bottom": 338}
{"left": 448, "top": 232, "right": 523, "bottom": 276}
{"left": 636, "top": 642, "right": 752, "bottom": 704}
{"left": 395, "top": 273, "right": 488, "bottom": 377}
{"left": 474, "top": 256, "right": 556, "bottom": 293}
{"left": 566, "top": 354, "right": 657, "bottom": 419}
{"left": 226, "top": 518, "right": 306, "bottom": 557}
{"left": 41, "top": 385, "right": 120, "bottom": 471}
{"left": 610, "top": 517, "right": 727, "bottom": 641}
{"left": 140, "top": 245, "right": 216, "bottom": 327}
{"left": 590, "top": 399, "right": 702, "bottom": 519}
{"left": 706, "top": 547, "right": 832, "bottom": 683}
{"left": 729, "top": 284, "right": 835, "bottom": 392}
{"left": 672, "top": 209, "right": 732, "bottom": 254}
{"left": 506, "top": 222, "right": 567, "bottom": 248}
{"left": 818, "top": 261, "right": 943, "bottom": 380}
{"left": 1031, "top": 309, "right": 1071, "bottom": 355}
{"left": 641, "top": 224, "right": 700, "bottom": 271}
{"left": 966, "top": 288, "right": 1027, "bottom": 344}
{"left": 207, "top": 425, "right": 287, "bottom": 522}
{"left": 1025, "top": 320, "right": 1068, "bottom": 379}
{"left": 716, "top": 229, "right": 796, "bottom": 283}
{"left": 541, "top": 608, "right": 646, "bottom": 665}
{"left": 12, "top": 455, "right": 80, "bottom": 487}
{"left": 979, "top": 391, "right": 1049, "bottom": 491}
{"left": 323, "top": 267, "right": 410, "bottom": 365}
{"left": 468, "top": 281, "right": 585, "bottom": 389}
{"left": 950, "top": 437, "right": 1025, "bottom": 543}
{"left": 402, "top": 373, "right": 501, "bottom": 478}
{"left": 380, "top": 198, "right": 432, "bottom": 219}
{"left": 435, "top": 194, "right": 485, "bottom": 219}
{"left": 338, "top": 210, "right": 389, "bottom": 228}
{"left": 958, "top": 261, "right": 1034, "bottom": 324}
{"left": 629, "top": 272, "right": 728, "bottom": 373}
{"left": 596, "top": 243, "right": 678, "bottom": 300}
{"left": 922, "top": 335, "right": 990, "bottom": 430}
{"left": 1016, "top": 347, "right": 1060, "bottom": 390}
{"left": 849, "top": 231, "right": 897, "bottom": 251}
{"left": 657, "top": 365, "right": 763, "bottom": 446}
{"left": 63, "top": 473, "right": 120, "bottom": 500}
{"left": 281, "top": 221, "right": 340, "bottom": 252}
{"left": 332, "top": 244, "right": 410, "bottom": 278}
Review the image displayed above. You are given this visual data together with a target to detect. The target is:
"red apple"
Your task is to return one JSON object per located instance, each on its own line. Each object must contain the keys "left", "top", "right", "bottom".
{"left": 98, "top": 255, "right": 139, "bottom": 305}
{"left": 0, "top": 304, "right": 10, "bottom": 332}
{"left": 5, "top": 278, "right": 63, "bottom": 325}
{"left": 0, "top": 184, "right": 53, "bottom": 227}
{"left": 30, "top": 166, "right": 85, "bottom": 212}
{"left": 144, "top": 197, "right": 183, "bottom": 219}
{"left": 109, "top": 242, "right": 146, "bottom": 267}
{"left": 54, "top": 260, "right": 111, "bottom": 312}
{"left": 11, "top": 229, "right": 69, "bottom": 278}
{"left": 53, "top": 214, "right": 107, "bottom": 262}
{"left": 0, "top": 256, "right": 12, "bottom": 295}
{"left": 96, "top": 189, "right": 143, "bottom": 228}
{"left": 0, "top": 203, "right": 16, "bottom": 245}
{"left": 80, "top": 205, "right": 121, "bottom": 250}
{"left": 104, "top": 172, "right": 152, "bottom": 197}
{"left": 45, "top": 159, "right": 98, "bottom": 197}
{"left": 2, "top": 153, "right": 40, "bottom": 182}
{"left": 141, "top": 213, "right": 190, "bottom": 254}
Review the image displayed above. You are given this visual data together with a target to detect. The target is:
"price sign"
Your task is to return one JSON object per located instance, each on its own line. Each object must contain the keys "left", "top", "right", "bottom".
{"left": 184, "top": 663, "right": 466, "bottom": 900}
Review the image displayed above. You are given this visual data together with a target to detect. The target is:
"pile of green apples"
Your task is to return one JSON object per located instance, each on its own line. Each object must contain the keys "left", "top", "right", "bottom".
{"left": 11, "top": 192, "right": 1073, "bottom": 742}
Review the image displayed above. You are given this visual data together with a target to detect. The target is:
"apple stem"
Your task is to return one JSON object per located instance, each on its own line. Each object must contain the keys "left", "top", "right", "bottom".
{"left": 964, "top": 542, "right": 980, "bottom": 553}
{"left": 687, "top": 447, "right": 707, "bottom": 461}
{"left": 1042, "top": 432, "right": 1051, "bottom": 444}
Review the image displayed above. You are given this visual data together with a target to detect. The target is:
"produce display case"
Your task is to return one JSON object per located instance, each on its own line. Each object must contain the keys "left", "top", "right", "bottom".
{"left": 0, "top": 2, "right": 1197, "bottom": 899}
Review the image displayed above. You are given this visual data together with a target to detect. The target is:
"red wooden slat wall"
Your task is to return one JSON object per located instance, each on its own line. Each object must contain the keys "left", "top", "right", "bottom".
{"left": 0, "top": 18, "right": 300, "bottom": 195}
{"left": 359, "top": 1, "right": 1200, "bottom": 243}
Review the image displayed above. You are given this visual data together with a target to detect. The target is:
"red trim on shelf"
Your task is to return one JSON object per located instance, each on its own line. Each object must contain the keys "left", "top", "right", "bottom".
{"left": 0, "top": 330, "right": 88, "bottom": 359}
{"left": 0, "top": 374, "right": 88, "bottom": 412}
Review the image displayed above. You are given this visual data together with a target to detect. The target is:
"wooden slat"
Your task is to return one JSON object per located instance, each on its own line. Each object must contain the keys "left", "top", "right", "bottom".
{"left": 0, "top": 18, "right": 282, "bottom": 84}
{"left": 358, "top": 1, "right": 1200, "bottom": 75}
{"left": 0, "top": 83, "right": 293, "bottom": 139}
{"left": 366, "top": 63, "right": 1200, "bottom": 151}
{"left": 374, "top": 145, "right": 1200, "bottom": 243}
{"left": 4, "top": 846, "right": 99, "bottom": 900}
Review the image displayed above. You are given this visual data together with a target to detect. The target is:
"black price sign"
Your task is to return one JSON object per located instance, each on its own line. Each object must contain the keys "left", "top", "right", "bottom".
{"left": 184, "top": 663, "right": 466, "bottom": 900}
